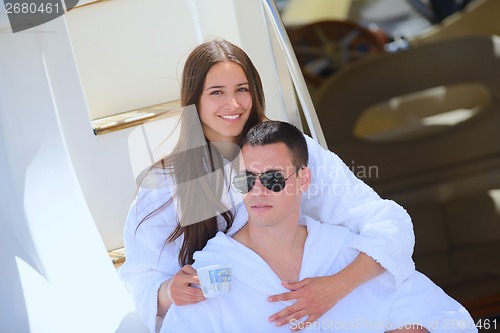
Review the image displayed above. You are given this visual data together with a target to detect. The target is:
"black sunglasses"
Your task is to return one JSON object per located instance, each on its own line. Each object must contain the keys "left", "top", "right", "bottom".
{"left": 232, "top": 168, "right": 302, "bottom": 194}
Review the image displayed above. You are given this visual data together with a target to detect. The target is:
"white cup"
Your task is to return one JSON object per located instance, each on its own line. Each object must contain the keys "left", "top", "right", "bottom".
{"left": 196, "top": 264, "right": 232, "bottom": 298}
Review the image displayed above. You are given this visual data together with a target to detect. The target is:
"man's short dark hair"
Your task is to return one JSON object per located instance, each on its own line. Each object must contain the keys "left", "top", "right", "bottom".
{"left": 241, "top": 121, "right": 308, "bottom": 168}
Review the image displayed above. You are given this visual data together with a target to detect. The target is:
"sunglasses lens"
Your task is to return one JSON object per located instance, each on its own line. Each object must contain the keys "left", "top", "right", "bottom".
{"left": 233, "top": 171, "right": 288, "bottom": 193}
{"left": 233, "top": 172, "right": 254, "bottom": 193}
{"left": 260, "top": 171, "right": 286, "bottom": 192}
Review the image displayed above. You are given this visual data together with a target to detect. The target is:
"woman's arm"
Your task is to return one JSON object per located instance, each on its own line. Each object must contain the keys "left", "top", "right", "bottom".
{"left": 157, "top": 279, "right": 173, "bottom": 316}
{"left": 268, "top": 253, "right": 384, "bottom": 329}
{"left": 302, "top": 135, "right": 415, "bottom": 284}
{"left": 118, "top": 184, "right": 183, "bottom": 333}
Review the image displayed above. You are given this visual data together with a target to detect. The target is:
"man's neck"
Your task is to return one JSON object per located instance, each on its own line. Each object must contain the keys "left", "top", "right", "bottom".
{"left": 233, "top": 218, "right": 307, "bottom": 282}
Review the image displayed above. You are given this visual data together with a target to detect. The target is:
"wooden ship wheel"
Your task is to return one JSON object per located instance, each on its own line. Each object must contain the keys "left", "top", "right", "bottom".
{"left": 287, "top": 20, "right": 387, "bottom": 87}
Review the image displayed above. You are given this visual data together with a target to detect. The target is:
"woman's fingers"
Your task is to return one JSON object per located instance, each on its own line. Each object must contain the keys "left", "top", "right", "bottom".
{"left": 169, "top": 265, "right": 205, "bottom": 305}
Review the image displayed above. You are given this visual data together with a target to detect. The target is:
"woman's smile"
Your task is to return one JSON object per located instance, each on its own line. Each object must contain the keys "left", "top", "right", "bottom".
{"left": 199, "top": 61, "right": 252, "bottom": 143}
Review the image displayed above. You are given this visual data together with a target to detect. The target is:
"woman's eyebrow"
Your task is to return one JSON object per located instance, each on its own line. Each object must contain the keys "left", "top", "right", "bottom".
{"left": 205, "top": 82, "right": 248, "bottom": 91}
{"left": 205, "top": 85, "right": 224, "bottom": 91}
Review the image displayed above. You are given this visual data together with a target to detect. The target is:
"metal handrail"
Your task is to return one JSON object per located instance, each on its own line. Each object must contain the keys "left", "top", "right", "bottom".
{"left": 262, "top": 0, "right": 328, "bottom": 149}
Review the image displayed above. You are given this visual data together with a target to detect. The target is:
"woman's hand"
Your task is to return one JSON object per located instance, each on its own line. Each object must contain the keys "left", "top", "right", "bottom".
{"left": 267, "top": 274, "right": 350, "bottom": 331}
{"left": 267, "top": 253, "right": 384, "bottom": 330}
{"left": 169, "top": 265, "right": 206, "bottom": 305}
{"left": 157, "top": 265, "right": 205, "bottom": 316}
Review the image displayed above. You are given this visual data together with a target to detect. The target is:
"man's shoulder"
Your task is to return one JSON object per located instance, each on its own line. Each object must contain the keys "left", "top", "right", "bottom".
{"left": 301, "top": 215, "right": 357, "bottom": 258}
{"left": 192, "top": 231, "right": 238, "bottom": 269}
{"left": 203, "top": 231, "right": 234, "bottom": 251}
{"left": 300, "top": 216, "right": 360, "bottom": 278}
{"left": 300, "top": 215, "right": 353, "bottom": 238}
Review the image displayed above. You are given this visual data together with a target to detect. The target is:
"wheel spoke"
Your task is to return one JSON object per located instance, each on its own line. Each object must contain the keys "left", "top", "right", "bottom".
{"left": 340, "top": 29, "right": 360, "bottom": 47}
{"left": 313, "top": 25, "right": 331, "bottom": 45}
{"left": 294, "top": 46, "right": 325, "bottom": 57}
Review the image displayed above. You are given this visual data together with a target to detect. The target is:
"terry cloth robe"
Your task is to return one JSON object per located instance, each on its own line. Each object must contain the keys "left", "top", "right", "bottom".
{"left": 162, "top": 217, "right": 476, "bottom": 333}
{"left": 119, "top": 134, "right": 415, "bottom": 333}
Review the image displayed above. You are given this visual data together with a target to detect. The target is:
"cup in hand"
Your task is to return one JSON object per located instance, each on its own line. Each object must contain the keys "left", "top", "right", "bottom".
{"left": 196, "top": 264, "right": 232, "bottom": 298}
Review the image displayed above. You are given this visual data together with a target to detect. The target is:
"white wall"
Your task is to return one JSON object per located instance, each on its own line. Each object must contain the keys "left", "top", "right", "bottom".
{"left": 0, "top": 13, "right": 146, "bottom": 333}
{"left": 66, "top": 0, "right": 198, "bottom": 119}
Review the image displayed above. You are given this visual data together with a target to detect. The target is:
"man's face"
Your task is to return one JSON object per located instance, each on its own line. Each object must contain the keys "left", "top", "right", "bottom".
{"left": 240, "top": 142, "right": 309, "bottom": 227}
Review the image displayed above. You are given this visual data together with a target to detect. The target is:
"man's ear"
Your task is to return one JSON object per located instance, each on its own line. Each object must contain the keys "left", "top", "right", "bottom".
{"left": 299, "top": 166, "right": 311, "bottom": 193}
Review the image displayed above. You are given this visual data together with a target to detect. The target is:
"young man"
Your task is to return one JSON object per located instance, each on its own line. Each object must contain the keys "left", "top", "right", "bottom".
{"left": 162, "top": 121, "right": 476, "bottom": 333}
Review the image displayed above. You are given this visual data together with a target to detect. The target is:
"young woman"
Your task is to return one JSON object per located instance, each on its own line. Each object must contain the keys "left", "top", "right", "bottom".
{"left": 119, "top": 40, "right": 415, "bottom": 333}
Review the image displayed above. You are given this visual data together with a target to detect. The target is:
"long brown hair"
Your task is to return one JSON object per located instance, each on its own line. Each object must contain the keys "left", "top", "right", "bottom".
{"left": 139, "top": 40, "right": 266, "bottom": 266}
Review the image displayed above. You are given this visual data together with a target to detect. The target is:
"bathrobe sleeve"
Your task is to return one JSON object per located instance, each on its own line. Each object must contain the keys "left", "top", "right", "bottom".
{"left": 301, "top": 135, "right": 415, "bottom": 286}
{"left": 387, "top": 272, "right": 477, "bottom": 332}
{"left": 118, "top": 177, "right": 183, "bottom": 333}
{"left": 161, "top": 300, "right": 222, "bottom": 333}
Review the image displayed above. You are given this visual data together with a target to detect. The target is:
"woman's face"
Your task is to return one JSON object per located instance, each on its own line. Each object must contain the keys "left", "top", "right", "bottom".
{"left": 199, "top": 61, "right": 252, "bottom": 143}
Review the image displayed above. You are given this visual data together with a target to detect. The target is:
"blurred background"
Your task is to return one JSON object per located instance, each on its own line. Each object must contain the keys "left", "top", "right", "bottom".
{"left": 277, "top": 0, "right": 500, "bottom": 328}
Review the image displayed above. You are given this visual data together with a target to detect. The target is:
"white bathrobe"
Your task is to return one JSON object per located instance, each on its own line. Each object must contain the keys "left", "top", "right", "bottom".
{"left": 162, "top": 217, "right": 476, "bottom": 333}
{"left": 119, "top": 135, "right": 416, "bottom": 333}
